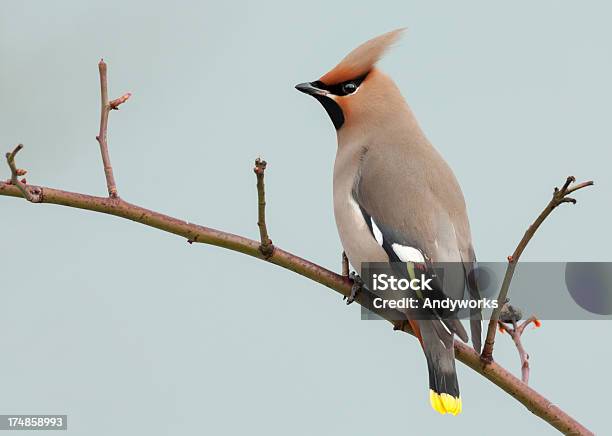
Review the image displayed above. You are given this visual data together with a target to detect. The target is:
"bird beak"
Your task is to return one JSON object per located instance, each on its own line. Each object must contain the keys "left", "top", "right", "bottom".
{"left": 295, "top": 82, "right": 328, "bottom": 96}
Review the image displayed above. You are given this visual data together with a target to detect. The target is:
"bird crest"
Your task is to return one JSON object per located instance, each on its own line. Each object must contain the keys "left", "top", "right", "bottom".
{"left": 319, "top": 28, "right": 405, "bottom": 85}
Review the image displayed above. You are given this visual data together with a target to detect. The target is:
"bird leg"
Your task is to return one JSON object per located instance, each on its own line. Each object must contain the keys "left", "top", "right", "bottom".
{"left": 344, "top": 271, "right": 364, "bottom": 305}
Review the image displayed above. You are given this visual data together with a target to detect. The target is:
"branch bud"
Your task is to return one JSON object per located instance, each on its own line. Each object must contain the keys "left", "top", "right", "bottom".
{"left": 109, "top": 92, "right": 132, "bottom": 110}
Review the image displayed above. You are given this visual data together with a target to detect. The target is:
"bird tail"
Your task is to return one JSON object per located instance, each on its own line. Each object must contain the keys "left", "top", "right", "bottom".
{"left": 423, "top": 323, "right": 462, "bottom": 415}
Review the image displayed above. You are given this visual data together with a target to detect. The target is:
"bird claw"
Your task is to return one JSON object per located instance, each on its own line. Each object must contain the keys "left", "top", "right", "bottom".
{"left": 344, "top": 271, "right": 364, "bottom": 305}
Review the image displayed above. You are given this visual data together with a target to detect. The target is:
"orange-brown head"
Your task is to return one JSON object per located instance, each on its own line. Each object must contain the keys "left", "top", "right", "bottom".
{"left": 296, "top": 29, "right": 406, "bottom": 131}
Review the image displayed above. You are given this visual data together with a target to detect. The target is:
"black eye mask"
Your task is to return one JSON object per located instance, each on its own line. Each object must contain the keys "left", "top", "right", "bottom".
{"left": 311, "top": 72, "right": 368, "bottom": 97}
{"left": 296, "top": 72, "right": 369, "bottom": 130}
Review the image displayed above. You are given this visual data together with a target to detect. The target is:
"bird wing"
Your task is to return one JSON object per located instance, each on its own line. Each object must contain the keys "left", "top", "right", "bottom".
{"left": 353, "top": 142, "right": 480, "bottom": 345}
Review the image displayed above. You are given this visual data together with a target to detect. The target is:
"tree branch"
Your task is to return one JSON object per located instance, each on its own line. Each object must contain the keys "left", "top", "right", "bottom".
{"left": 254, "top": 158, "right": 274, "bottom": 257}
{"left": 4, "top": 144, "right": 42, "bottom": 203}
{"left": 96, "top": 59, "right": 129, "bottom": 198}
{"left": 481, "top": 176, "right": 593, "bottom": 362}
{"left": 0, "top": 60, "right": 595, "bottom": 435}
{"left": 341, "top": 251, "right": 349, "bottom": 278}
{"left": 0, "top": 180, "right": 593, "bottom": 435}
{"left": 498, "top": 315, "right": 540, "bottom": 384}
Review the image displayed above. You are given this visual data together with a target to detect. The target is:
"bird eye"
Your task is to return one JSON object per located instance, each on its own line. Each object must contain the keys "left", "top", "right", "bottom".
{"left": 342, "top": 82, "right": 357, "bottom": 95}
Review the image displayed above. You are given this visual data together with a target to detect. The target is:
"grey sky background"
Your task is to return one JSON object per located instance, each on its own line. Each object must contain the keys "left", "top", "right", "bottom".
{"left": 1, "top": 1, "right": 610, "bottom": 435}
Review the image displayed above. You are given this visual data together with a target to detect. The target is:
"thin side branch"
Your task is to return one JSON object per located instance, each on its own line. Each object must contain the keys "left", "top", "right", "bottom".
{"left": 110, "top": 92, "right": 132, "bottom": 110}
{"left": 4, "top": 144, "right": 42, "bottom": 203}
{"left": 341, "top": 251, "right": 349, "bottom": 277}
{"left": 254, "top": 158, "right": 274, "bottom": 257}
{"left": 0, "top": 180, "right": 593, "bottom": 435}
{"left": 498, "top": 316, "right": 540, "bottom": 384}
{"left": 481, "top": 176, "right": 593, "bottom": 362}
{"left": 96, "top": 59, "right": 129, "bottom": 198}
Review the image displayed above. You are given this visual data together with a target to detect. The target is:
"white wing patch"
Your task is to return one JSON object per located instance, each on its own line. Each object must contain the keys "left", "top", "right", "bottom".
{"left": 391, "top": 243, "right": 425, "bottom": 263}
{"left": 439, "top": 320, "right": 452, "bottom": 335}
{"left": 370, "top": 218, "right": 384, "bottom": 246}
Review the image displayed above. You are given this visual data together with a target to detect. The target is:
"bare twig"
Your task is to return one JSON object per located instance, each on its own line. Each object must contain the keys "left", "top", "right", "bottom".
{"left": 109, "top": 92, "right": 132, "bottom": 110}
{"left": 481, "top": 176, "right": 593, "bottom": 362}
{"left": 498, "top": 316, "right": 540, "bottom": 384}
{"left": 4, "top": 144, "right": 42, "bottom": 203}
{"left": 254, "top": 158, "right": 274, "bottom": 257}
{"left": 96, "top": 59, "right": 129, "bottom": 198}
{"left": 516, "top": 315, "right": 541, "bottom": 335}
{"left": 341, "top": 251, "right": 349, "bottom": 277}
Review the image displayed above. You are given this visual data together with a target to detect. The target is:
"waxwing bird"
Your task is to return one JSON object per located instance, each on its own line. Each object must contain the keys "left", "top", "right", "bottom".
{"left": 296, "top": 29, "right": 481, "bottom": 416}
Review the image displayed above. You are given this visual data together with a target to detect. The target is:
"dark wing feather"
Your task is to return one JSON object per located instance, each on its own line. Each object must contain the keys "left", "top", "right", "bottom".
{"left": 357, "top": 200, "right": 469, "bottom": 343}
{"left": 353, "top": 144, "right": 479, "bottom": 345}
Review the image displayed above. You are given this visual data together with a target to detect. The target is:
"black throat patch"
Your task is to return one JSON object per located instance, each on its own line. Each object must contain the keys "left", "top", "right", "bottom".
{"left": 312, "top": 94, "right": 344, "bottom": 130}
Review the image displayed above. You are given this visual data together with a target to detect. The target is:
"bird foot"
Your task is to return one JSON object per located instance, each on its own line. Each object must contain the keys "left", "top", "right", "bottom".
{"left": 344, "top": 271, "right": 364, "bottom": 305}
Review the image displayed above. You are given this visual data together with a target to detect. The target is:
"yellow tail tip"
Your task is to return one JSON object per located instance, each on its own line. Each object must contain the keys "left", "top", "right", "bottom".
{"left": 429, "top": 390, "right": 462, "bottom": 415}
